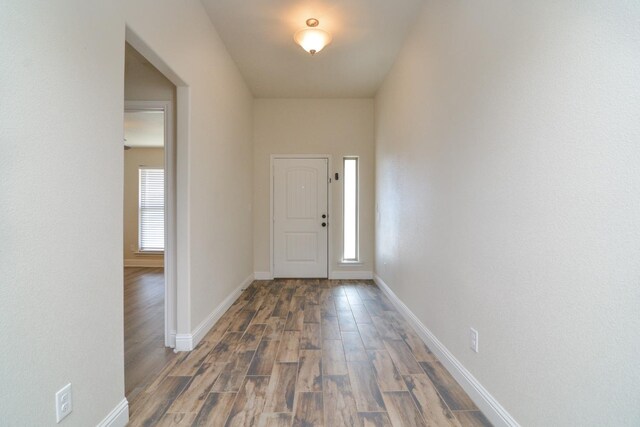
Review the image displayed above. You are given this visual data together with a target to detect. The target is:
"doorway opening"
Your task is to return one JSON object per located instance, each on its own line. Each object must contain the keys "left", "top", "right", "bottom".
{"left": 123, "top": 42, "right": 177, "bottom": 406}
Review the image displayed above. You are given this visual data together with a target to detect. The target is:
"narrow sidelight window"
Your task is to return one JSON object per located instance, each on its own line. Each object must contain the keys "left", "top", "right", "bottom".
{"left": 139, "top": 167, "right": 165, "bottom": 252}
{"left": 343, "top": 157, "right": 358, "bottom": 261}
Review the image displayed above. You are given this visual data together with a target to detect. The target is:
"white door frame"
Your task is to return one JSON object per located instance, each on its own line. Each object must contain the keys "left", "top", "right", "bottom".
{"left": 270, "top": 154, "right": 332, "bottom": 279}
{"left": 125, "top": 100, "right": 177, "bottom": 348}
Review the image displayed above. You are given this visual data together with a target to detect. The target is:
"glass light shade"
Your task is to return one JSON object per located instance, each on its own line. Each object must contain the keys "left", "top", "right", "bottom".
{"left": 294, "top": 28, "right": 332, "bottom": 55}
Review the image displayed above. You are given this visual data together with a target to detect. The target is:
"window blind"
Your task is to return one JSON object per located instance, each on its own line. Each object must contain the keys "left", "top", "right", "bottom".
{"left": 139, "top": 168, "right": 165, "bottom": 252}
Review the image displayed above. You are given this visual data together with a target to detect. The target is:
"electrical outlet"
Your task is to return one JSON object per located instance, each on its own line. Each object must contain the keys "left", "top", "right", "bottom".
{"left": 470, "top": 328, "right": 479, "bottom": 353}
{"left": 55, "top": 383, "right": 72, "bottom": 423}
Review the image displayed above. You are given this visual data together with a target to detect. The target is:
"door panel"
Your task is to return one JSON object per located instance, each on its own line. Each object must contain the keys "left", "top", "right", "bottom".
{"left": 286, "top": 168, "right": 317, "bottom": 218}
{"left": 285, "top": 232, "right": 317, "bottom": 261}
{"left": 274, "top": 158, "right": 328, "bottom": 278}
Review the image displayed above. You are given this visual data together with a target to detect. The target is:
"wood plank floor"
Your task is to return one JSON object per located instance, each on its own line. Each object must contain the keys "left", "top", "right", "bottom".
{"left": 128, "top": 279, "right": 491, "bottom": 426}
{"left": 125, "top": 267, "right": 176, "bottom": 406}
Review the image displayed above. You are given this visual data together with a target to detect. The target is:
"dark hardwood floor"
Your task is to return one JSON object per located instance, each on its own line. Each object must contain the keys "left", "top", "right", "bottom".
{"left": 127, "top": 278, "right": 492, "bottom": 426}
{"left": 125, "top": 267, "right": 176, "bottom": 407}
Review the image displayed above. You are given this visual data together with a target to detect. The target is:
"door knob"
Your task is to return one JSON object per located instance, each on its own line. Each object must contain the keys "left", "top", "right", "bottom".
{"left": 321, "top": 222, "right": 327, "bottom": 227}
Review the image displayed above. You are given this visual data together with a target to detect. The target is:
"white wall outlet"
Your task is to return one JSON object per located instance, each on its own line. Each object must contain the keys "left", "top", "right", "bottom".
{"left": 470, "top": 328, "right": 479, "bottom": 353}
{"left": 55, "top": 383, "right": 72, "bottom": 423}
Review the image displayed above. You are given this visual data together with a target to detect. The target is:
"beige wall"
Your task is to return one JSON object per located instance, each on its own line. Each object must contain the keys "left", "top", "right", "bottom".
{"left": 375, "top": 1, "right": 640, "bottom": 425}
{"left": 253, "top": 99, "right": 374, "bottom": 277}
{"left": 123, "top": 148, "right": 164, "bottom": 264}
{"left": 125, "top": 42, "right": 176, "bottom": 102}
{"left": 125, "top": 0, "right": 254, "bottom": 332}
{"left": 0, "top": 0, "right": 254, "bottom": 424}
{"left": 0, "top": 1, "right": 126, "bottom": 425}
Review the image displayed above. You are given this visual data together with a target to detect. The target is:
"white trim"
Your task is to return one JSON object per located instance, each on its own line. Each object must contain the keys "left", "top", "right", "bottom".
{"left": 175, "top": 86, "right": 191, "bottom": 340}
{"left": 96, "top": 398, "right": 128, "bottom": 427}
{"left": 270, "top": 154, "right": 333, "bottom": 279}
{"left": 342, "top": 156, "right": 360, "bottom": 262}
{"left": 162, "top": 99, "right": 177, "bottom": 349}
{"left": 175, "top": 273, "right": 254, "bottom": 351}
{"left": 125, "top": 99, "right": 177, "bottom": 349}
{"left": 123, "top": 258, "right": 164, "bottom": 268}
{"left": 338, "top": 261, "right": 364, "bottom": 266}
{"left": 373, "top": 274, "right": 520, "bottom": 427}
{"left": 254, "top": 271, "right": 274, "bottom": 280}
{"left": 330, "top": 270, "right": 373, "bottom": 280}
{"left": 174, "top": 333, "right": 192, "bottom": 352}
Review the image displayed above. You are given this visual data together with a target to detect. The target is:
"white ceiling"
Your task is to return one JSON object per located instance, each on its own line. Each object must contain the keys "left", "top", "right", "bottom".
{"left": 124, "top": 111, "right": 164, "bottom": 148}
{"left": 200, "top": 0, "right": 425, "bottom": 98}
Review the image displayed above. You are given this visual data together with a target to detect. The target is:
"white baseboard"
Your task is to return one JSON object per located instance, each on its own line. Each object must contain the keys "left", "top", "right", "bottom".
{"left": 124, "top": 258, "right": 164, "bottom": 267}
{"left": 255, "top": 271, "right": 373, "bottom": 280}
{"left": 97, "top": 398, "right": 128, "bottom": 427}
{"left": 373, "top": 274, "right": 520, "bottom": 427}
{"left": 330, "top": 270, "right": 373, "bottom": 280}
{"left": 174, "top": 333, "right": 192, "bottom": 352}
{"left": 175, "top": 273, "right": 254, "bottom": 351}
{"left": 254, "top": 271, "right": 274, "bottom": 280}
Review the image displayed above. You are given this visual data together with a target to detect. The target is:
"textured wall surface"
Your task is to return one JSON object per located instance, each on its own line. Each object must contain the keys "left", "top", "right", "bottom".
{"left": 253, "top": 99, "right": 374, "bottom": 277}
{"left": 375, "top": 1, "right": 640, "bottom": 425}
{"left": 0, "top": 0, "right": 254, "bottom": 424}
{"left": 125, "top": 0, "right": 254, "bottom": 331}
{"left": 0, "top": 1, "right": 126, "bottom": 425}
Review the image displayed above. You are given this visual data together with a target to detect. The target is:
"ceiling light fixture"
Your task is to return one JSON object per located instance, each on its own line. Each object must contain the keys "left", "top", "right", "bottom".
{"left": 294, "top": 18, "right": 332, "bottom": 55}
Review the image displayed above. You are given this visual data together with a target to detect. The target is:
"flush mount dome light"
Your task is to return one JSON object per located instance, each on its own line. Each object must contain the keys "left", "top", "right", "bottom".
{"left": 294, "top": 18, "right": 332, "bottom": 55}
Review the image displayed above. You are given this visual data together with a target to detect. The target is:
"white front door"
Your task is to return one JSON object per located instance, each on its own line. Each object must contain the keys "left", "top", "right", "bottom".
{"left": 273, "top": 158, "right": 328, "bottom": 278}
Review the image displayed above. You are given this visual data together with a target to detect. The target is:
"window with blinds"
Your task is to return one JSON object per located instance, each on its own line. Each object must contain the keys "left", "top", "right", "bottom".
{"left": 139, "top": 167, "right": 165, "bottom": 252}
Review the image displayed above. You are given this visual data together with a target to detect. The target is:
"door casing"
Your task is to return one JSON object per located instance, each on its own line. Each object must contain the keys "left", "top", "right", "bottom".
{"left": 270, "top": 154, "right": 332, "bottom": 279}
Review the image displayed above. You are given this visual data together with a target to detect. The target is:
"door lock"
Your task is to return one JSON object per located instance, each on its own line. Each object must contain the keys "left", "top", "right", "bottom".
{"left": 321, "top": 222, "right": 327, "bottom": 227}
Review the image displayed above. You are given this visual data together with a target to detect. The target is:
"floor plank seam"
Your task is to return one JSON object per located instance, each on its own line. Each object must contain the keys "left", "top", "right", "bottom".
{"left": 127, "top": 278, "right": 492, "bottom": 426}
